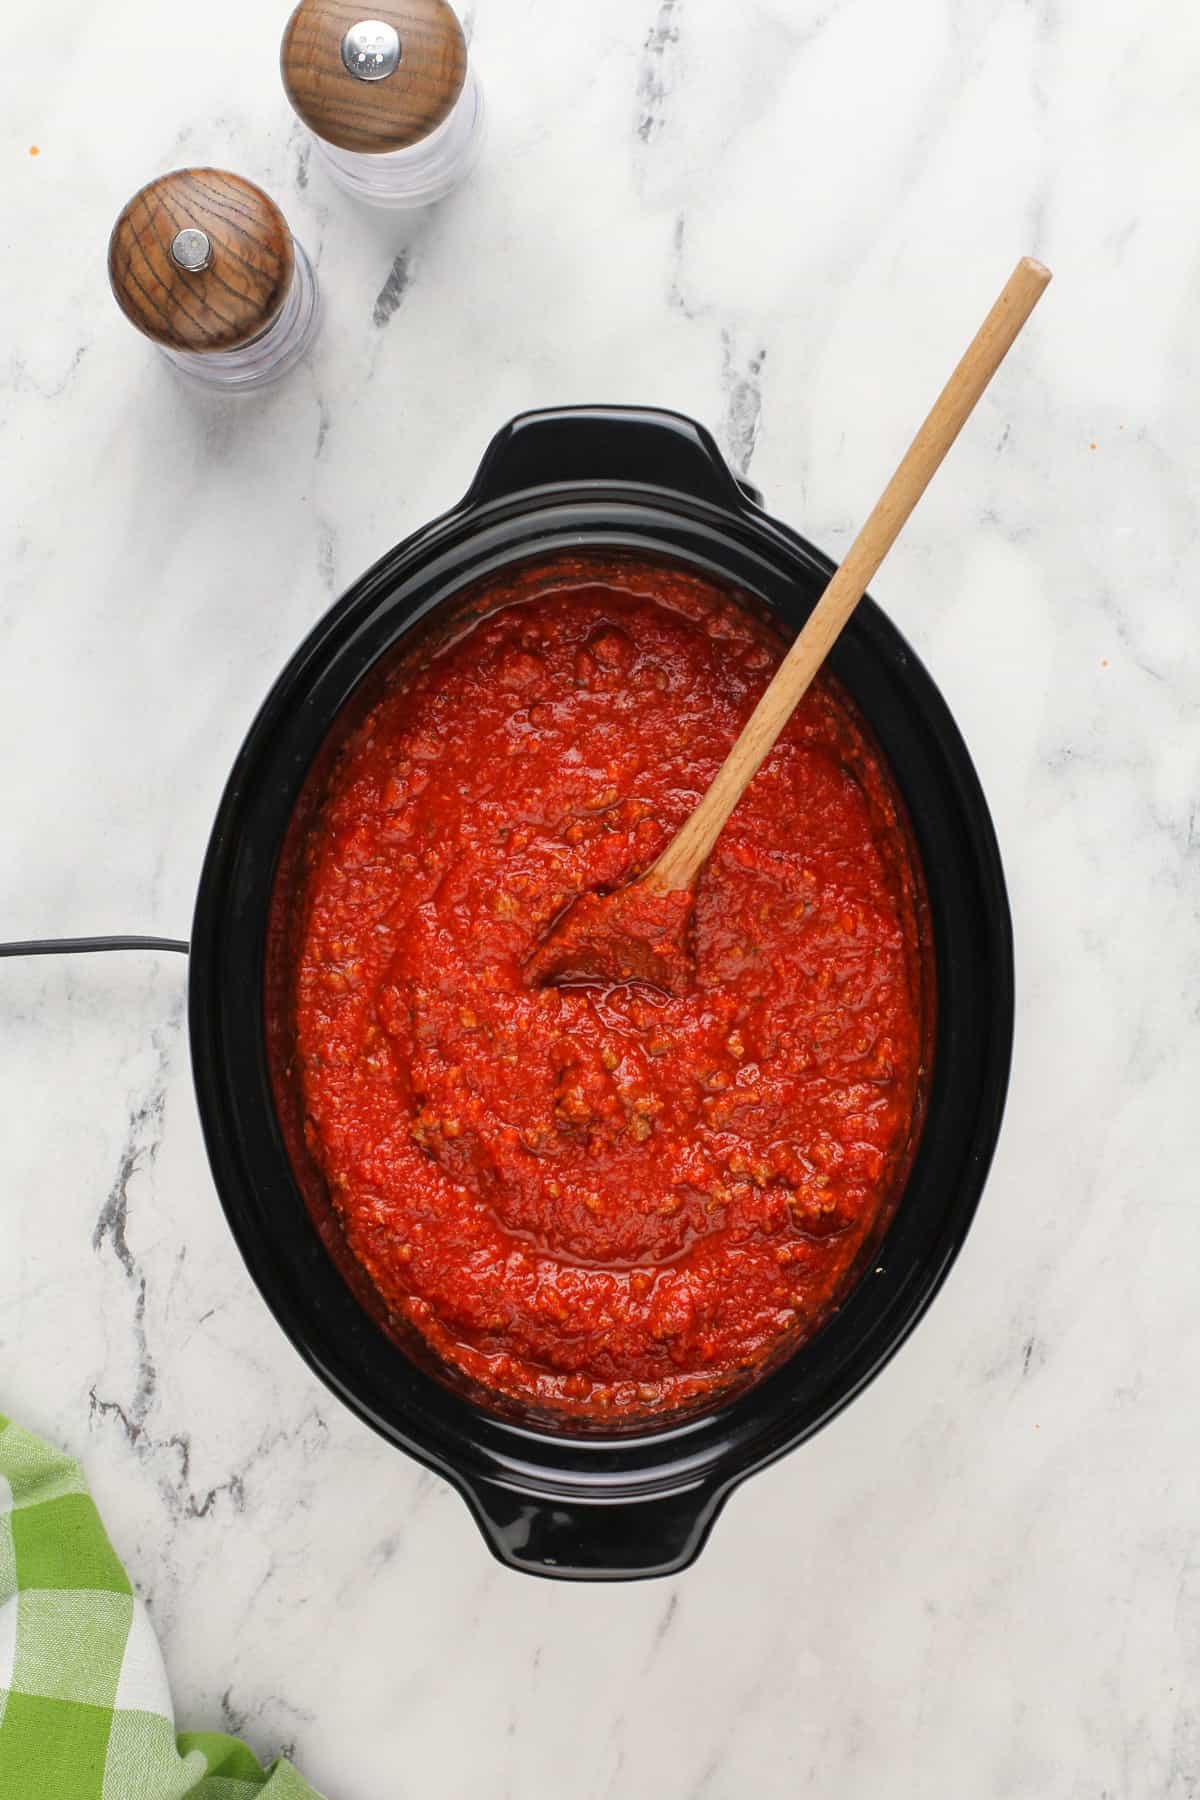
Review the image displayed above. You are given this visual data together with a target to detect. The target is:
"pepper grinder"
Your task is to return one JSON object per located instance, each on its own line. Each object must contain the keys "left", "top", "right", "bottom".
{"left": 108, "top": 169, "right": 320, "bottom": 391}
{"left": 281, "top": 2, "right": 485, "bottom": 208}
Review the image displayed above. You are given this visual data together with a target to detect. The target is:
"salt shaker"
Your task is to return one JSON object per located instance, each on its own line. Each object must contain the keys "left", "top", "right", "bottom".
{"left": 107, "top": 169, "right": 320, "bottom": 391}
{"left": 281, "top": 2, "right": 485, "bottom": 208}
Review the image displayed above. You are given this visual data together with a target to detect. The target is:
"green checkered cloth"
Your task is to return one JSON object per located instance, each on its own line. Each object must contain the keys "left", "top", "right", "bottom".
{"left": 0, "top": 1415, "right": 324, "bottom": 1799}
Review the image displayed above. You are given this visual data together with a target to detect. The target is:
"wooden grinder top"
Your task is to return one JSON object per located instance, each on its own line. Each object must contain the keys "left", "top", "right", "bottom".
{"left": 281, "top": 0, "right": 467, "bottom": 155}
{"left": 108, "top": 169, "right": 295, "bottom": 354}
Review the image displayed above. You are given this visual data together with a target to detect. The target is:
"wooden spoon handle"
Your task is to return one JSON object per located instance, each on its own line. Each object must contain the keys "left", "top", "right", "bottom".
{"left": 650, "top": 255, "right": 1052, "bottom": 894}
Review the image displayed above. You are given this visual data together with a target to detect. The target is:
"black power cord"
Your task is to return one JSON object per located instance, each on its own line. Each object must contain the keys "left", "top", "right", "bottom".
{"left": 0, "top": 937, "right": 189, "bottom": 958}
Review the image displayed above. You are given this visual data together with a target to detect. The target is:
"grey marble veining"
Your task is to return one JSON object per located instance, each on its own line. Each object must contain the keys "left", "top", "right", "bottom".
{"left": 2, "top": 0, "right": 1200, "bottom": 1794}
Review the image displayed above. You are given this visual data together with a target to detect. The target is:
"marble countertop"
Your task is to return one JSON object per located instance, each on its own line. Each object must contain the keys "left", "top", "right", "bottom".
{"left": 3, "top": 0, "right": 1199, "bottom": 1792}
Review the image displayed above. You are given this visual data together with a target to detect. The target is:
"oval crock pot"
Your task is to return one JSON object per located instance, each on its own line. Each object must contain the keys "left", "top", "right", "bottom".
{"left": 189, "top": 405, "right": 1013, "bottom": 1581}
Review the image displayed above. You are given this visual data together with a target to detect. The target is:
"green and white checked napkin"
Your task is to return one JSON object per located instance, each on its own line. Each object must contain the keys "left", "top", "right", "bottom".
{"left": 0, "top": 1415, "right": 325, "bottom": 1799}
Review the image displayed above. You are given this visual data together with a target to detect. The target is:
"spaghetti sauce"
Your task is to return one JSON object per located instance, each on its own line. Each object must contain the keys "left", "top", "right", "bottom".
{"left": 289, "top": 556, "right": 931, "bottom": 1419}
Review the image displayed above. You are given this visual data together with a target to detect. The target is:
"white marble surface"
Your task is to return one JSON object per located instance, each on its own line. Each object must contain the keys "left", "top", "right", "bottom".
{"left": 3, "top": 0, "right": 1200, "bottom": 1791}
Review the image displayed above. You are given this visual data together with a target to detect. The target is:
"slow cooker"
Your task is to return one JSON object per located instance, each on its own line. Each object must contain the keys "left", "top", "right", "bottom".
{"left": 188, "top": 403, "right": 1013, "bottom": 1580}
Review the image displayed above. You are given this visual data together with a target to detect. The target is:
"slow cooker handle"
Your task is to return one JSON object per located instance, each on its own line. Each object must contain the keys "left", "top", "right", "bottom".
{"left": 465, "top": 405, "right": 761, "bottom": 512}
{"left": 464, "top": 1475, "right": 727, "bottom": 1582}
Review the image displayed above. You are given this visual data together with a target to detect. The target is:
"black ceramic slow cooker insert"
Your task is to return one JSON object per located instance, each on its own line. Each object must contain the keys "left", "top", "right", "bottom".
{"left": 188, "top": 405, "right": 1013, "bottom": 1581}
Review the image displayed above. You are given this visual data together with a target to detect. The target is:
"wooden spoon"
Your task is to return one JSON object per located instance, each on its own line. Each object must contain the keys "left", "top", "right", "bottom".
{"left": 527, "top": 256, "right": 1052, "bottom": 994}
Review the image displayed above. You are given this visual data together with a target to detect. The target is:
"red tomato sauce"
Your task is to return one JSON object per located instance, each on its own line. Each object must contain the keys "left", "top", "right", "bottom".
{"left": 287, "top": 555, "right": 932, "bottom": 1419}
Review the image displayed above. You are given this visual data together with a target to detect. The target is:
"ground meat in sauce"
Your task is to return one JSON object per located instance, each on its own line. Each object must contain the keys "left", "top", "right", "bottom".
{"left": 287, "top": 556, "right": 931, "bottom": 1419}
